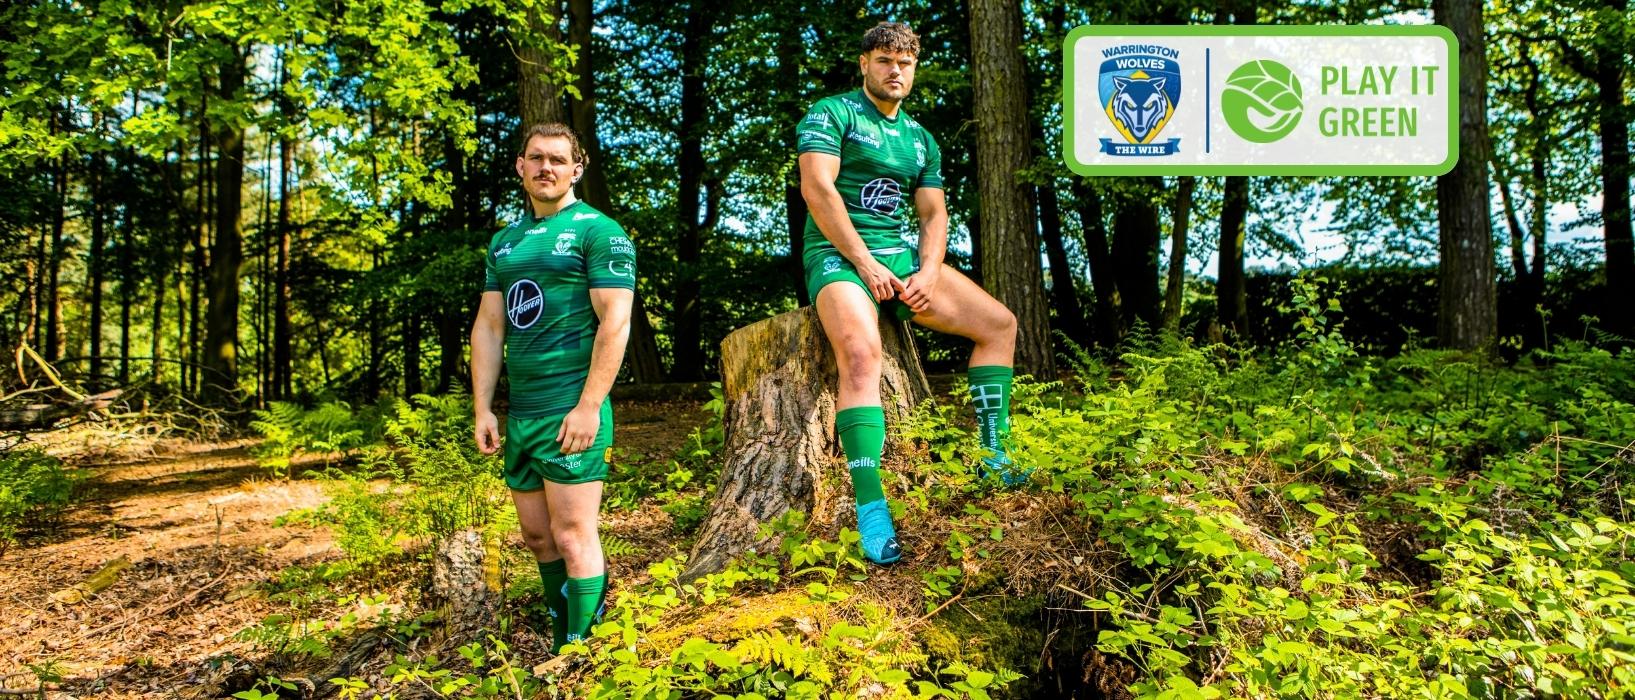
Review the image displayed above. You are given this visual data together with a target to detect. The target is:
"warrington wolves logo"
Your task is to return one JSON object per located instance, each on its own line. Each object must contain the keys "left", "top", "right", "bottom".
{"left": 1098, "top": 45, "right": 1183, "bottom": 156}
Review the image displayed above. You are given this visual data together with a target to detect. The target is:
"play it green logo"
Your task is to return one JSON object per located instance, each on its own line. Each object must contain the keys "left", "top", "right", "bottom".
{"left": 1222, "top": 59, "right": 1304, "bottom": 143}
{"left": 1063, "top": 26, "right": 1458, "bottom": 176}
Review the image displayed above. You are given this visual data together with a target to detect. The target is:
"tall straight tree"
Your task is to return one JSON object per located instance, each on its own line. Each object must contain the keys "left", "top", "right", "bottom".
{"left": 1111, "top": 180, "right": 1164, "bottom": 331}
{"left": 1163, "top": 177, "right": 1194, "bottom": 332}
{"left": 969, "top": 0, "right": 1054, "bottom": 375}
{"left": 1217, "top": 176, "right": 1249, "bottom": 336}
{"left": 1070, "top": 178, "right": 1121, "bottom": 346}
{"left": 566, "top": 0, "right": 665, "bottom": 382}
{"left": 204, "top": 48, "right": 247, "bottom": 401}
{"left": 668, "top": 1, "right": 719, "bottom": 381}
{"left": 1434, "top": 0, "right": 1498, "bottom": 350}
{"left": 1550, "top": 0, "right": 1632, "bottom": 335}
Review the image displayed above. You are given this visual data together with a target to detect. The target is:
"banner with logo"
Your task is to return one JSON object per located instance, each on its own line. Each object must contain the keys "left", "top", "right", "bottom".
{"left": 1064, "top": 25, "right": 1458, "bottom": 176}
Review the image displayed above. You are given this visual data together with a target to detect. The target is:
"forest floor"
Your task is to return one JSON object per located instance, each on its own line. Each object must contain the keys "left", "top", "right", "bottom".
{"left": 0, "top": 400, "right": 713, "bottom": 698}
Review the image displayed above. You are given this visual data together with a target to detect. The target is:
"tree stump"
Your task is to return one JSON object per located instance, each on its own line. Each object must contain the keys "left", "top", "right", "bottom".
{"left": 682, "top": 306, "right": 930, "bottom": 581}
{"left": 430, "top": 528, "right": 502, "bottom": 636}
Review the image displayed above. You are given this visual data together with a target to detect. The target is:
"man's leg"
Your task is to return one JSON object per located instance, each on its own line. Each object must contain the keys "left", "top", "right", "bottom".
{"left": 910, "top": 265, "right": 1023, "bottom": 484}
{"left": 815, "top": 281, "right": 900, "bottom": 564}
{"left": 511, "top": 489, "right": 570, "bottom": 650}
{"left": 545, "top": 480, "right": 605, "bottom": 646}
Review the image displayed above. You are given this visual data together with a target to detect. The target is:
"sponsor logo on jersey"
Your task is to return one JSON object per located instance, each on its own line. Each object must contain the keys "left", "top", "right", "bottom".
{"left": 805, "top": 112, "right": 832, "bottom": 127}
{"left": 848, "top": 130, "right": 882, "bottom": 148}
{"left": 494, "top": 242, "right": 515, "bottom": 258}
{"left": 841, "top": 96, "right": 864, "bottom": 111}
{"left": 609, "top": 236, "right": 635, "bottom": 256}
{"left": 607, "top": 261, "right": 634, "bottom": 278}
{"left": 800, "top": 130, "right": 838, "bottom": 146}
{"left": 914, "top": 140, "right": 927, "bottom": 167}
{"left": 882, "top": 126, "right": 900, "bottom": 137}
{"left": 822, "top": 256, "right": 843, "bottom": 275}
{"left": 553, "top": 232, "right": 577, "bottom": 255}
{"left": 573, "top": 212, "right": 599, "bottom": 221}
{"left": 506, "top": 279, "right": 544, "bottom": 329}
{"left": 859, "top": 178, "right": 902, "bottom": 215}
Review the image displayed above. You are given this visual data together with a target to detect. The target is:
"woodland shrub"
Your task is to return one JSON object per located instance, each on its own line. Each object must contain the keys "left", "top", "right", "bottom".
{"left": 0, "top": 446, "right": 76, "bottom": 554}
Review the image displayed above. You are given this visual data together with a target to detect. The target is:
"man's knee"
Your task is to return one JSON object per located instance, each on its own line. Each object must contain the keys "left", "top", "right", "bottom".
{"left": 520, "top": 521, "right": 556, "bottom": 557}
{"left": 550, "top": 517, "right": 597, "bottom": 560}
{"left": 836, "top": 338, "right": 883, "bottom": 382}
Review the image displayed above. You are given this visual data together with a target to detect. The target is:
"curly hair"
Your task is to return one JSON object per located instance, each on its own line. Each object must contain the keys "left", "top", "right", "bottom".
{"left": 860, "top": 21, "right": 920, "bottom": 56}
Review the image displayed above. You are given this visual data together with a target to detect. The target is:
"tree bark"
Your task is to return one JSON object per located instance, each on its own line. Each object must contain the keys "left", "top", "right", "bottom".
{"left": 1217, "top": 176, "right": 1249, "bottom": 337}
{"left": 683, "top": 308, "right": 930, "bottom": 581}
{"left": 1038, "top": 181, "right": 1088, "bottom": 347}
{"left": 1163, "top": 177, "right": 1194, "bottom": 332}
{"left": 1591, "top": 0, "right": 1632, "bottom": 336}
{"left": 669, "top": 1, "right": 717, "bottom": 381}
{"left": 89, "top": 118, "right": 107, "bottom": 387}
{"left": 1111, "top": 180, "right": 1163, "bottom": 332}
{"left": 205, "top": 50, "right": 247, "bottom": 402}
{"left": 1069, "top": 177, "right": 1120, "bottom": 346}
{"left": 566, "top": 0, "right": 665, "bottom": 382}
{"left": 518, "top": 0, "right": 566, "bottom": 128}
{"left": 47, "top": 118, "right": 65, "bottom": 363}
{"left": 275, "top": 69, "right": 295, "bottom": 400}
{"left": 1433, "top": 0, "right": 1498, "bottom": 350}
{"left": 969, "top": 0, "right": 1054, "bottom": 375}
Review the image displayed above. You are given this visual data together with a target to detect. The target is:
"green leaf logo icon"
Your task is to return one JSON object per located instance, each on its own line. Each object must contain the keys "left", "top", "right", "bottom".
{"left": 1222, "top": 60, "right": 1304, "bottom": 143}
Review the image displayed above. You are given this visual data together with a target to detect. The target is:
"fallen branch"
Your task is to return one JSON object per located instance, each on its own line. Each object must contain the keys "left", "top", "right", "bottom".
{"left": 65, "top": 569, "right": 231, "bottom": 646}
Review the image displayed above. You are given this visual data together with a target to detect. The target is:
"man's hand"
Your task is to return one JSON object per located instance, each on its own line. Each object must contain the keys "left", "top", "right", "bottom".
{"left": 475, "top": 410, "right": 502, "bottom": 455}
{"left": 857, "top": 257, "right": 905, "bottom": 303}
{"left": 898, "top": 266, "right": 941, "bottom": 314}
{"left": 556, "top": 401, "right": 601, "bottom": 455}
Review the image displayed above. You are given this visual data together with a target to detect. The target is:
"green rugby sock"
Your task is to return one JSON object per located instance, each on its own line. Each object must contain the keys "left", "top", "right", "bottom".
{"left": 537, "top": 558, "right": 569, "bottom": 652}
{"left": 837, "top": 406, "right": 887, "bottom": 506}
{"left": 968, "top": 366, "right": 1014, "bottom": 456}
{"left": 564, "top": 573, "right": 607, "bottom": 646}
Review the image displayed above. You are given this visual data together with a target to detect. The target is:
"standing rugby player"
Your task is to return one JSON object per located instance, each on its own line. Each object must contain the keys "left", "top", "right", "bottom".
{"left": 472, "top": 123, "right": 635, "bottom": 650}
{"left": 797, "top": 22, "right": 1020, "bottom": 565}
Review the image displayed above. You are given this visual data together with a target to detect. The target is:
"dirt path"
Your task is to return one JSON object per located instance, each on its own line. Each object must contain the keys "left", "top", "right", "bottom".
{"left": 0, "top": 400, "right": 710, "bottom": 698}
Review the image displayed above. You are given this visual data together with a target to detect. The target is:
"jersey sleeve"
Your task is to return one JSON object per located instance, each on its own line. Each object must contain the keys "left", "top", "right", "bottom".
{"left": 796, "top": 99, "right": 848, "bottom": 156}
{"left": 483, "top": 230, "right": 503, "bottom": 292}
{"left": 585, "top": 220, "right": 637, "bottom": 290}
{"left": 916, "top": 130, "right": 944, "bottom": 190}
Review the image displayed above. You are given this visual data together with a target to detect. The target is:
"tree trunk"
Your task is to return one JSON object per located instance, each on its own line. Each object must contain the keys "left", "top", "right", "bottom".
{"left": 275, "top": 69, "right": 295, "bottom": 400}
{"left": 683, "top": 307, "right": 930, "bottom": 581}
{"left": 518, "top": 0, "right": 566, "bottom": 128}
{"left": 205, "top": 51, "right": 247, "bottom": 402}
{"left": 1217, "top": 176, "right": 1249, "bottom": 337}
{"left": 1163, "top": 177, "right": 1194, "bottom": 332}
{"left": 1038, "top": 181, "right": 1088, "bottom": 347}
{"left": 89, "top": 120, "right": 107, "bottom": 387}
{"left": 1070, "top": 178, "right": 1120, "bottom": 346}
{"left": 438, "top": 310, "right": 464, "bottom": 394}
{"left": 566, "top": 0, "right": 664, "bottom": 382}
{"left": 669, "top": 1, "right": 716, "bottom": 381}
{"left": 47, "top": 128, "right": 65, "bottom": 363}
{"left": 1591, "top": 1, "right": 1632, "bottom": 336}
{"left": 1111, "top": 180, "right": 1163, "bottom": 332}
{"left": 430, "top": 529, "right": 502, "bottom": 636}
{"left": 1433, "top": 0, "right": 1497, "bottom": 350}
{"left": 969, "top": 0, "right": 1054, "bottom": 375}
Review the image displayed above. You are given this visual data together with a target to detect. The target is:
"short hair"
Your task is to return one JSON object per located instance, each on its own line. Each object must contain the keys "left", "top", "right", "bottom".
{"left": 519, "top": 122, "right": 586, "bottom": 164}
{"left": 861, "top": 22, "right": 920, "bottom": 56}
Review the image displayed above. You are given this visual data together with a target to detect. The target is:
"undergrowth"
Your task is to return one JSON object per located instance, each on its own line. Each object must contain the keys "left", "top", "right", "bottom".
{"left": 239, "top": 273, "right": 1633, "bottom": 698}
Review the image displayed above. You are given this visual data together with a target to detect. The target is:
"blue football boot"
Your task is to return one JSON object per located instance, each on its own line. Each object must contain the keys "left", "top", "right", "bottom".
{"left": 855, "top": 499, "right": 902, "bottom": 564}
{"left": 979, "top": 452, "right": 1032, "bottom": 488}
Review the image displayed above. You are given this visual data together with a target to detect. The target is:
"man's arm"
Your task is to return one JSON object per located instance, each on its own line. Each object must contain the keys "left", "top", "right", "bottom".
{"left": 471, "top": 291, "right": 506, "bottom": 454}
{"left": 800, "top": 151, "right": 903, "bottom": 302}
{"left": 898, "top": 187, "right": 949, "bottom": 313}
{"left": 556, "top": 287, "right": 633, "bottom": 454}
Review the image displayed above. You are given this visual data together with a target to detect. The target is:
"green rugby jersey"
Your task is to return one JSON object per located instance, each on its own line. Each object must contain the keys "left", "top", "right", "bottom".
{"left": 483, "top": 200, "right": 636, "bottom": 418}
{"left": 796, "top": 90, "right": 944, "bottom": 255}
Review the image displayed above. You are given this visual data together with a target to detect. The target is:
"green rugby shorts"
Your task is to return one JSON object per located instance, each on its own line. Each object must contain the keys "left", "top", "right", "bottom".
{"left": 503, "top": 399, "right": 614, "bottom": 490}
{"left": 803, "top": 246, "right": 920, "bottom": 320}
